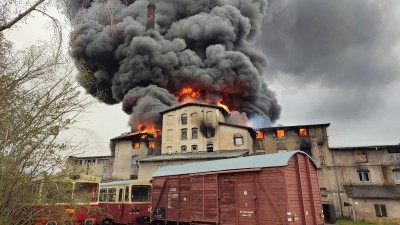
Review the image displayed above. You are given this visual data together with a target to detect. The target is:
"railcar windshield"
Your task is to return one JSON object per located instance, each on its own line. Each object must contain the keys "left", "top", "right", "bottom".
{"left": 73, "top": 182, "right": 99, "bottom": 203}
{"left": 131, "top": 185, "right": 150, "bottom": 202}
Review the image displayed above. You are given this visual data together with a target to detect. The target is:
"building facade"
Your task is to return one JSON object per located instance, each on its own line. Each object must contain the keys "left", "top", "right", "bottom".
{"left": 69, "top": 155, "right": 113, "bottom": 181}
{"left": 331, "top": 145, "right": 400, "bottom": 223}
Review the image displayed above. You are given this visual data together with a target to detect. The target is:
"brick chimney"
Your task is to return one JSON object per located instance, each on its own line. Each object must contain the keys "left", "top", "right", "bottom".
{"left": 146, "top": 3, "right": 156, "bottom": 30}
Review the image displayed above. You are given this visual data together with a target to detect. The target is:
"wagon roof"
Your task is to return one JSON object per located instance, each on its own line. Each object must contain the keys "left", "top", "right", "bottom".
{"left": 152, "top": 151, "right": 316, "bottom": 177}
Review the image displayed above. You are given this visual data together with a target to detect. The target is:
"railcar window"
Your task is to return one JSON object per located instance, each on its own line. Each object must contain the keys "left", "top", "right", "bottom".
{"left": 118, "top": 188, "right": 123, "bottom": 202}
{"left": 131, "top": 185, "right": 150, "bottom": 202}
{"left": 124, "top": 186, "right": 129, "bottom": 202}
{"left": 99, "top": 189, "right": 107, "bottom": 202}
{"left": 107, "top": 188, "right": 116, "bottom": 202}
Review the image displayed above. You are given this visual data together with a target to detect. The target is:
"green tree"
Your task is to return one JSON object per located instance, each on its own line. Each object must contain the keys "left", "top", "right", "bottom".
{"left": 0, "top": 23, "right": 92, "bottom": 225}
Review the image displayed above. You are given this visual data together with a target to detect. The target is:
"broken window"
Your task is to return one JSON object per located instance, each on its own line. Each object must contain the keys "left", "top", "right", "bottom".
{"left": 181, "top": 145, "right": 187, "bottom": 153}
{"left": 181, "top": 128, "right": 188, "bottom": 139}
{"left": 375, "top": 204, "right": 387, "bottom": 217}
{"left": 207, "top": 144, "right": 213, "bottom": 152}
{"left": 133, "top": 142, "right": 140, "bottom": 149}
{"left": 192, "top": 128, "right": 198, "bottom": 139}
{"left": 299, "top": 128, "right": 308, "bottom": 136}
{"left": 358, "top": 169, "right": 370, "bottom": 182}
{"left": 181, "top": 114, "right": 188, "bottom": 125}
{"left": 148, "top": 141, "right": 155, "bottom": 149}
{"left": 206, "top": 128, "right": 215, "bottom": 138}
{"left": 256, "top": 131, "right": 264, "bottom": 139}
{"left": 276, "top": 129, "right": 285, "bottom": 138}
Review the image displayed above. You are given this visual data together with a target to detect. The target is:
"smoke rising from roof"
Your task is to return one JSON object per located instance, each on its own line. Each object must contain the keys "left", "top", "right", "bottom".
{"left": 66, "top": 0, "right": 281, "bottom": 130}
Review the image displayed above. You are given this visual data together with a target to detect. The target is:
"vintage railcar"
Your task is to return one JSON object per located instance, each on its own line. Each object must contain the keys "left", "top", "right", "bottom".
{"left": 35, "top": 178, "right": 100, "bottom": 225}
{"left": 98, "top": 179, "right": 151, "bottom": 225}
{"left": 151, "top": 151, "right": 325, "bottom": 225}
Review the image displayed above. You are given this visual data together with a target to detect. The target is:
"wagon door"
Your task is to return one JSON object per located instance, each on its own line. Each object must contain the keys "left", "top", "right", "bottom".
{"left": 235, "top": 172, "right": 258, "bottom": 225}
{"left": 190, "top": 174, "right": 218, "bottom": 223}
{"left": 218, "top": 174, "right": 237, "bottom": 225}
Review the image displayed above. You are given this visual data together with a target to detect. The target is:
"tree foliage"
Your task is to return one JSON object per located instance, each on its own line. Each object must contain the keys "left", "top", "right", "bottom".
{"left": 0, "top": 27, "right": 91, "bottom": 224}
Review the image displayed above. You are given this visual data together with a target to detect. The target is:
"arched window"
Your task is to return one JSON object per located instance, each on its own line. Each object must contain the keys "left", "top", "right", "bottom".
{"left": 181, "top": 114, "right": 187, "bottom": 125}
{"left": 181, "top": 128, "right": 188, "bottom": 139}
{"left": 191, "top": 112, "right": 198, "bottom": 124}
{"left": 192, "top": 128, "right": 198, "bottom": 139}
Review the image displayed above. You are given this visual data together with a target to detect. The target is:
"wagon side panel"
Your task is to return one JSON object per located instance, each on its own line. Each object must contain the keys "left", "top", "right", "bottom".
{"left": 218, "top": 174, "right": 237, "bottom": 225}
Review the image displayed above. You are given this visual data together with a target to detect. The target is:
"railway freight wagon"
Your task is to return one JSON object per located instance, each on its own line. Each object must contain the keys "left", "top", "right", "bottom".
{"left": 150, "top": 151, "right": 324, "bottom": 225}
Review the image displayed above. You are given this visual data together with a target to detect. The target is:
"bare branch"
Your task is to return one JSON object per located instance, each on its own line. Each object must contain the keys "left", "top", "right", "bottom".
{"left": 0, "top": 0, "right": 46, "bottom": 32}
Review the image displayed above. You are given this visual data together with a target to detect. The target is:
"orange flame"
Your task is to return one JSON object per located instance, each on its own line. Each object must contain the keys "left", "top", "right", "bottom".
{"left": 256, "top": 131, "right": 264, "bottom": 139}
{"left": 176, "top": 87, "right": 231, "bottom": 112}
{"left": 131, "top": 123, "right": 160, "bottom": 138}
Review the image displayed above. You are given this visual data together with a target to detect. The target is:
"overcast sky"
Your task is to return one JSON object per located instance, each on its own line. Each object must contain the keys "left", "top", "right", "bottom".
{"left": 5, "top": 0, "right": 400, "bottom": 156}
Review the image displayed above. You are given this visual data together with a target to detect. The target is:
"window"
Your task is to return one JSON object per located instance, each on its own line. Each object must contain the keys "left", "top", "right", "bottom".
{"left": 276, "top": 129, "right": 285, "bottom": 138}
{"left": 181, "top": 114, "right": 187, "bottom": 125}
{"left": 300, "top": 146, "right": 312, "bottom": 156}
{"left": 102, "top": 167, "right": 108, "bottom": 180}
{"left": 118, "top": 188, "right": 123, "bottom": 202}
{"left": 358, "top": 170, "right": 370, "bottom": 182}
{"left": 148, "top": 141, "right": 155, "bottom": 148}
{"left": 394, "top": 170, "right": 400, "bottom": 182}
{"left": 124, "top": 186, "right": 129, "bottom": 202}
{"left": 192, "top": 145, "right": 198, "bottom": 152}
{"left": 375, "top": 204, "right": 387, "bottom": 217}
{"left": 131, "top": 185, "right": 151, "bottom": 202}
{"left": 181, "top": 128, "right": 188, "bottom": 139}
{"left": 207, "top": 144, "right": 213, "bottom": 152}
{"left": 98, "top": 159, "right": 109, "bottom": 165}
{"left": 133, "top": 142, "right": 140, "bottom": 149}
{"left": 191, "top": 112, "right": 198, "bottom": 124}
{"left": 299, "top": 128, "right": 308, "bottom": 136}
{"left": 206, "top": 128, "right": 215, "bottom": 138}
{"left": 234, "top": 134, "right": 243, "bottom": 146}
{"left": 354, "top": 151, "right": 368, "bottom": 163}
{"left": 99, "top": 189, "right": 107, "bottom": 202}
{"left": 192, "top": 128, "right": 198, "bottom": 139}
{"left": 256, "top": 131, "right": 264, "bottom": 139}
{"left": 320, "top": 188, "right": 327, "bottom": 197}
{"left": 181, "top": 145, "right": 187, "bottom": 153}
{"left": 107, "top": 188, "right": 116, "bottom": 202}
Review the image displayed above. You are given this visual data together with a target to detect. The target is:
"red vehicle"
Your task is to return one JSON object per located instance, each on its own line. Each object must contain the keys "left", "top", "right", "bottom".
{"left": 35, "top": 179, "right": 100, "bottom": 225}
{"left": 150, "top": 151, "right": 325, "bottom": 225}
{"left": 98, "top": 179, "right": 151, "bottom": 225}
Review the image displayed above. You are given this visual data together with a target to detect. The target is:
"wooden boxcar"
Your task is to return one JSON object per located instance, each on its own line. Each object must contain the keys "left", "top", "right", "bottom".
{"left": 151, "top": 151, "right": 325, "bottom": 225}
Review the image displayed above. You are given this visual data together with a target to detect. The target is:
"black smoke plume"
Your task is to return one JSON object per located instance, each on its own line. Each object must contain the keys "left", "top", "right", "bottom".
{"left": 66, "top": 0, "right": 281, "bottom": 130}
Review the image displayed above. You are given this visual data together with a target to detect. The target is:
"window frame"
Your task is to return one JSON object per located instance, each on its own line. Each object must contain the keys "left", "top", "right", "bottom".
{"left": 181, "top": 128, "right": 188, "bottom": 140}
{"left": 357, "top": 170, "right": 371, "bottom": 182}
{"left": 181, "top": 114, "right": 188, "bottom": 125}
{"left": 192, "top": 128, "right": 198, "bottom": 139}
{"left": 207, "top": 144, "right": 213, "bottom": 152}
{"left": 276, "top": 129, "right": 285, "bottom": 138}
{"left": 191, "top": 145, "right": 198, "bottom": 152}
{"left": 374, "top": 204, "right": 387, "bottom": 217}
{"left": 131, "top": 185, "right": 151, "bottom": 202}
{"left": 393, "top": 170, "right": 400, "bottom": 183}
{"left": 181, "top": 145, "right": 187, "bottom": 153}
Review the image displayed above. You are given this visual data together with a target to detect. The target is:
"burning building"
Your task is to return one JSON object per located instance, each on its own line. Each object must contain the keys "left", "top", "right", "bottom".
{"left": 65, "top": 0, "right": 281, "bottom": 134}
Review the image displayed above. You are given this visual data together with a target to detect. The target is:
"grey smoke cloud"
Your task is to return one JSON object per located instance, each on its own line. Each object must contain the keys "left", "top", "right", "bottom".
{"left": 258, "top": 0, "right": 400, "bottom": 120}
{"left": 66, "top": 0, "right": 281, "bottom": 130}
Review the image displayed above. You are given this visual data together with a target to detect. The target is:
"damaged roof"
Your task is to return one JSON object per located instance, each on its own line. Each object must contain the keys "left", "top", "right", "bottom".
{"left": 258, "top": 123, "right": 330, "bottom": 131}
{"left": 159, "top": 102, "right": 229, "bottom": 116}
{"left": 344, "top": 185, "right": 400, "bottom": 199}
{"left": 139, "top": 149, "right": 249, "bottom": 162}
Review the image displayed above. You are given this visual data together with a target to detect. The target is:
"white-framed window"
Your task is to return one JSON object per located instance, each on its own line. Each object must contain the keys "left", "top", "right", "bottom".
{"left": 358, "top": 169, "right": 370, "bottom": 182}
{"left": 374, "top": 204, "right": 387, "bottom": 217}
{"left": 393, "top": 170, "right": 400, "bottom": 182}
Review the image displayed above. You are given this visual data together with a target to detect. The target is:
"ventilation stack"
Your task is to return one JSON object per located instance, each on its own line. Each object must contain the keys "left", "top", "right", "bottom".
{"left": 146, "top": 3, "right": 156, "bottom": 30}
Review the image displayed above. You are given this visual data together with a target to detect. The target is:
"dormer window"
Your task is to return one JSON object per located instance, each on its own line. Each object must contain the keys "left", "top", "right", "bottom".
{"left": 181, "top": 114, "right": 187, "bottom": 125}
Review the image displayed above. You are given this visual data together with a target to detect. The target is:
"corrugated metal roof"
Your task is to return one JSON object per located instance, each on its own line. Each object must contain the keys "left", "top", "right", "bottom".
{"left": 343, "top": 185, "right": 400, "bottom": 199}
{"left": 139, "top": 150, "right": 249, "bottom": 162}
{"left": 152, "top": 151, "right": 313, "bottom": 177}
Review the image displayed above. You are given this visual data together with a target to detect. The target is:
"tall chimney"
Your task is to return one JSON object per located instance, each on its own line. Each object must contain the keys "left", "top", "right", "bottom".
{"left": 146, "top": 3, "right": 156, "bottom": 30}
